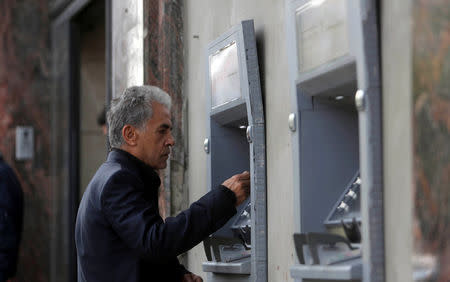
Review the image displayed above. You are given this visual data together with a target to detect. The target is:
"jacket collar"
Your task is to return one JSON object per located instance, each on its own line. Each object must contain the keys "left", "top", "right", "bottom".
{"left": 107, "top": 148, "right": 161, "bottom": 187}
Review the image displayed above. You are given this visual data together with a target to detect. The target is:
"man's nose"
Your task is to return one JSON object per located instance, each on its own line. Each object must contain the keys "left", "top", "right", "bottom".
{"left": 166, "top": 132, "right": 175, "bottom": 147}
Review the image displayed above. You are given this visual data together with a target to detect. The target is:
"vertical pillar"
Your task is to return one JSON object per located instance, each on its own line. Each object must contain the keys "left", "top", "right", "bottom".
{"left": 143, "top": 0, "right": 186, "bottom": 219}
{"left": 111, "top": 0, "right": 144, "bottom": 98}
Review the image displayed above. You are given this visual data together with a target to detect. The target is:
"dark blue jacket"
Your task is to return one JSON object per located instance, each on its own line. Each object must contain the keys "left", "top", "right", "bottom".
{"left": 75, "top": 149, "right": 236, "bottom": 282}
{"left": 0, "top": 154, "right": 24, "bottom": 282}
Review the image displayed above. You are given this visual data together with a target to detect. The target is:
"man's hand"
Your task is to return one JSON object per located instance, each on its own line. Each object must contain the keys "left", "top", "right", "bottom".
{"left": 222, "top": 171, "right": 250, "bottom": 206}
{"left": 182, "top": 273, "right": 203, "bottom": 282}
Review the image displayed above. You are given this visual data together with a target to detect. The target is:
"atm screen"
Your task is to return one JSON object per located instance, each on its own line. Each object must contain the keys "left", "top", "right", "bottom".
{"left": 209, "top": 41, "right": 241, "bottom": 109}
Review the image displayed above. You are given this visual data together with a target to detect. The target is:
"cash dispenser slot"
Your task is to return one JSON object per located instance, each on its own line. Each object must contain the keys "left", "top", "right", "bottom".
{"left": 203, "top": 201, "right": 252, "bottom": 274}
{"left": 291, "top": 172, "right": 363, "bottom": 281}
{"left": 292, "top": 233, "right": 362, "bottom": 280}
{"left": 202, "top": 20, "right": 266, "bottom": 281}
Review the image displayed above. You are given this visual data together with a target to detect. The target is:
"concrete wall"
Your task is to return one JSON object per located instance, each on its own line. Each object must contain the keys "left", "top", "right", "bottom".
{"left": 183, "top": 1, "right": 295, "bottom": 281}
{"left": 381, "top": 0, "right": 413, "bottom": 281}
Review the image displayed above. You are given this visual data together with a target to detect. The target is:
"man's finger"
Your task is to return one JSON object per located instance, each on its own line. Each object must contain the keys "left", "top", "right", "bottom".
{"left": 239, "top": 177, "right": 250, "bottom": 182}
{"left": 239, "top": 172, "right": 250, "bottom": 179}
{"left": 193, "top": 276, "right": 203, "bottom": 282}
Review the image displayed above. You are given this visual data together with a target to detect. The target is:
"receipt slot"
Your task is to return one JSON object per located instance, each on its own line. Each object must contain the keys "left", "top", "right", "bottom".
{"left": 286, "top": 0, "right": 383, "bottom": 281}
{"left": 202, "top": 20, "right": 267, "bottom": 282}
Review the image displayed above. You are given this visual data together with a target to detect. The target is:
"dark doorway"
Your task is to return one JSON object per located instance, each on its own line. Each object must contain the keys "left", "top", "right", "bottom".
{"left": 68, "top": 1, "right": 106, "bottom": 281}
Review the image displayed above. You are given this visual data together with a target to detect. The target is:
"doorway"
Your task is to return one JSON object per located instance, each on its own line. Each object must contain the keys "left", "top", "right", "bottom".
{"left": 68, "top": 1, "right": 107, "bottom": 281}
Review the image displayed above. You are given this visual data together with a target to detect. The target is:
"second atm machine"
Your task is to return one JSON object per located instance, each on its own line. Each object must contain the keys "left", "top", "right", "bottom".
{"left": 286, "top": 0, "right": 383, "bottom": 281}
{"left": 201, "top": 20, "right": 267, "bottom": 282}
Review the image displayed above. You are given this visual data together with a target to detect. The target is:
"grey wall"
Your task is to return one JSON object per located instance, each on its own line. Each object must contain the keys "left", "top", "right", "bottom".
{"left": 382, "top": 0, "right": 413, "bottom": 281}
{"left": 183, "top": 1, "right": 294, "bottom": 281}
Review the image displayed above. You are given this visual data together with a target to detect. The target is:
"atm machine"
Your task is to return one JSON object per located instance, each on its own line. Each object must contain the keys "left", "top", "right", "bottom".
{"left": 201, "top": 20, "right": 267, "bottom": 282}
{"left": 286, "top": 0, "right": 383, "bottom": 281}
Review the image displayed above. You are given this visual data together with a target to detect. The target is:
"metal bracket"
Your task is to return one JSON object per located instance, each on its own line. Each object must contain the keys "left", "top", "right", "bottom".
{"left": 246, "top": 126, "right": 253, "bottom": 143}
{"left": 203, "top": 138, "right": 210, "bottom": 154}
{"left": 288, "top": 113, "right": 297, "bottom": 132}
{"left": 355, "top": 90, "right": 365, "bottom": 111}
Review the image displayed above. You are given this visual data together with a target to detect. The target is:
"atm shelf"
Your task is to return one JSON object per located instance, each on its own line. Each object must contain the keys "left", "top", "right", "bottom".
{"left": 290, "top": 258, "right": 362, "bottom": 280}
{"left": 202, "top": 260, "right": 251, "bottom": 274}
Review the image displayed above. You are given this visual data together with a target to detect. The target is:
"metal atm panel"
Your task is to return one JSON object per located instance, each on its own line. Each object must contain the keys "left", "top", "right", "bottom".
{"left": 202, "top": 20, "right": 267, "bottom": 282}
{"left": 286, "top": 0, "right": 383, "bottom": 281}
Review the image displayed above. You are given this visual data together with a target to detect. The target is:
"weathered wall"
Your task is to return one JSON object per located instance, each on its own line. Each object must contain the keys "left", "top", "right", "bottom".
{"left": 0, "top": 0, "right": 51, "bottom": 281}
{"left": 144, "top": 0, "right": 187, "bottom": 220}
{"left": 183, "top": 1, "right": 294, "bottom": 280}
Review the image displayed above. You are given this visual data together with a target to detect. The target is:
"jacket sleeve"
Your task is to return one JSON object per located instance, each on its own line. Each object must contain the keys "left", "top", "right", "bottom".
{"left": 0, "top": 205, "right": 17, "bottom": 272}
{"left": 0, "top": 165, "right": 23, "bottom": 278}
{"left": 171, "top": 257, "right": 191, "bottom": 279}
{"left": 100, "top": 170, "right": 237, "bottom": 262}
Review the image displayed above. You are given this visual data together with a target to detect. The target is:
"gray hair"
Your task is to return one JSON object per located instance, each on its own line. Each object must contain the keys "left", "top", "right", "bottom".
{"left": 107, "top": 85, "right": 172, "bottom": 148}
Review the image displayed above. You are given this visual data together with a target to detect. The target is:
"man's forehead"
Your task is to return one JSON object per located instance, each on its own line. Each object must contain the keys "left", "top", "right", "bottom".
{"left": 149, "top": 101, "right": 172, "bottom": 124}
{"left": 150, "top": 101, "right": 170, "bottom": 115}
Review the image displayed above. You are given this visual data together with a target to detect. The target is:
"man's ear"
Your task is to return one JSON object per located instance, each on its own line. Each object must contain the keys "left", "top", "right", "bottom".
{"left": 122, "top": 125, "right": 138, "bottom": 146}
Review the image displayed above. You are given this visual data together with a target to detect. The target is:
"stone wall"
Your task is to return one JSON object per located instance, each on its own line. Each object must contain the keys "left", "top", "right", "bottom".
{"left": 0, "top": 0, "right": 187, "bottom": 281}
{"left": 0, "top": 0, "right": 51, "bottom": 281}
{"left": 144, "top": 0, "right": 187, "bottom": 219}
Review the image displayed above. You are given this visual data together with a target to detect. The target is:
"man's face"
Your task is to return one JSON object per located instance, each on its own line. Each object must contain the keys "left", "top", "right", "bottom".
{"left": 135, "top": 101, "right": 174, "bottom": 169}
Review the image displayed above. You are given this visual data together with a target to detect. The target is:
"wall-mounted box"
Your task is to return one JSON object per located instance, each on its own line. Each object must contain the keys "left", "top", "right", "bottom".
{"left": 16, "top": 126, "right": 34, "bottom": 161}
{"left": 286, "top": 0, "right": 383, "bottom": 281}
{"left": 202, "top": 20, "right": 267, "bottom": 282}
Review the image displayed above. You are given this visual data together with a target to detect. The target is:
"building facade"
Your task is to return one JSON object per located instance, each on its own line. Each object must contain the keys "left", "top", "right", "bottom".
{"left": 0, "top": 0, "right": 448, "bottom": 281}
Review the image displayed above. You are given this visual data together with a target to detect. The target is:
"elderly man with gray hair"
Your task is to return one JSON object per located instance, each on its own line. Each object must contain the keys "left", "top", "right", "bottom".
{"left": 75, "top": 85, "right": 250, "bottom": 282}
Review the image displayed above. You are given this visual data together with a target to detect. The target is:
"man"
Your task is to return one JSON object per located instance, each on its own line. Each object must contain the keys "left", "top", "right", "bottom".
{"left": 0, "top": 152, "right": 24, "bottom": 282}
{"left": 75, "top": 85, "right": 250, "bottom": 282}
